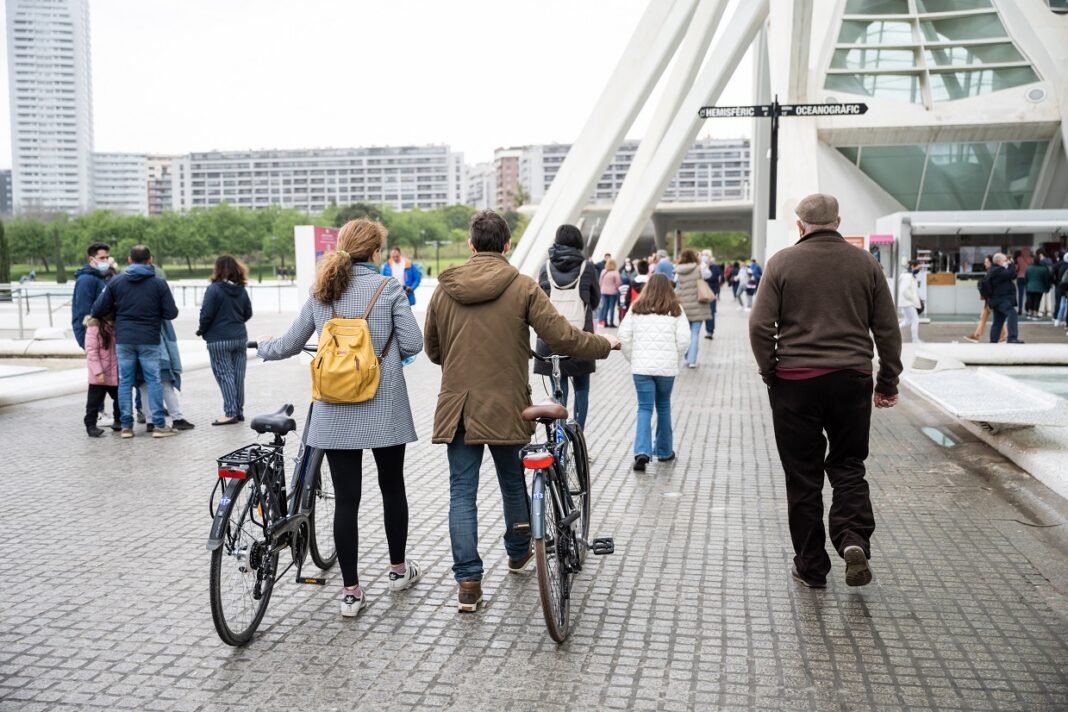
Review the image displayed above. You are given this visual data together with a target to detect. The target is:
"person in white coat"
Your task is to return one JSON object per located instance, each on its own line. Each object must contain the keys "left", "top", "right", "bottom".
{"left": 897, "top": 260, "right": 923, "bottom": 343}
{"left": 617, "top": 273, "right": 691, "bottom": 471}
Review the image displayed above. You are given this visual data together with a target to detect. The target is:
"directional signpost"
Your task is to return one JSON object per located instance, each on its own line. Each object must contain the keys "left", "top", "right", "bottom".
{"left": 699, "top": 96, "right": 868, "bottom": 219}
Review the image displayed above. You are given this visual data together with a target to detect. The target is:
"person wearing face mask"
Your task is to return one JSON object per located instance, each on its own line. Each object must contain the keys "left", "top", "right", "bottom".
{"left": 72, "top": 243, "right": 113, "bottom": 349}
{"left": 897, "top": 260, "right": 923, "bottom": 343}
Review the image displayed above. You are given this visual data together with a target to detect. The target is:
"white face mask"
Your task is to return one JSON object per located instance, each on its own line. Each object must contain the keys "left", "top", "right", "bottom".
{"left": 95, "top": 260, "right": 110, "bottom": 273}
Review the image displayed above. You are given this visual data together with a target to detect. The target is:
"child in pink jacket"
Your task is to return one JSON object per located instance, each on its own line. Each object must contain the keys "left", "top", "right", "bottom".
{"left": 84, "top": 314, "right": 121, "bottom": 437}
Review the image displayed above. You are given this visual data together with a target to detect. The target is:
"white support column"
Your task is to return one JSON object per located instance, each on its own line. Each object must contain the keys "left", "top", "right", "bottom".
{"left": 750, "top": 25, "right": 771, "bottom": 261}
{"left": 591, "top": 0, "right": 770, "bottom": 264}
{"left": 510, "top": 0, "right": 700, "bottom": 276}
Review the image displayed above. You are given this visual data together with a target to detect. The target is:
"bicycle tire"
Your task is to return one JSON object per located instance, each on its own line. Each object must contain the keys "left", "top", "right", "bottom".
{"left": 561, "top": 423, "right": 591, "bottom": 563}
{"left": 209, "top": 477, "right": 277, "bottom": 646}
{"left": 306, "top": 449, "right": 338, "bottom": 570}
{"left": 535, "top": 479, "right": 571, "bottom": 643}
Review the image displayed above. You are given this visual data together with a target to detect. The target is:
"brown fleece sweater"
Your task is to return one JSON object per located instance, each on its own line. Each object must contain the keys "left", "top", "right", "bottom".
{"left": 748, "top": 230, "right": 903, "bottom": 395}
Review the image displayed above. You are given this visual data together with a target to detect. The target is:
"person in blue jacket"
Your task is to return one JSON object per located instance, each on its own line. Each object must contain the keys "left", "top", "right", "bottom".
{"left": 71, "top": 242, "right": 112, "bottom": 348}
{"left": 382, "top": 247, "right": 422, "bottom": 305}
{"left": 198, "top": 255, "right": 254, "bottom": 425}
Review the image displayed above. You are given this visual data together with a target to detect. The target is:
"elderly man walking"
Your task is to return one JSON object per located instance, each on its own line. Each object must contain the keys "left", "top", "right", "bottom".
{"left": 424, "top": 210, "right": 618, "bottom": 612}
{"left": 749, "top": 194, "right": 902, "bottom": 588}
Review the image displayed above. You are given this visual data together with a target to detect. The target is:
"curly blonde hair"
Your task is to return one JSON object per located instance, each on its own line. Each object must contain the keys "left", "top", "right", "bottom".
{"left": 313, "top": 219, "right": 387, "bottom": 304}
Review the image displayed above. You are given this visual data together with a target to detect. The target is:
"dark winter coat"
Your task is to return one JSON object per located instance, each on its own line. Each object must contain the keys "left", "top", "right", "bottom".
{"left": 90, "top": 264, "right": 179, "bottom": 345}
{"left": 71, "top": 265, "right": 107, "bottom": 348}
{"left": 198, "top": 281, "right": 253, "bottom": 343}
{"left": 534, "top": 245, "right": 601, "bottom": 377}
{"left": 985, "top": 263, "right": 1017, "bottom": 304}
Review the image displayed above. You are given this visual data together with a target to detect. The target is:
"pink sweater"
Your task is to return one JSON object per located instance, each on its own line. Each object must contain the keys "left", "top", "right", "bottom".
{"left": 85, "top": 320, "right": 119, "bottom": 386}
{"left": 599, "top": 269, "right": 622, "bottom": 296}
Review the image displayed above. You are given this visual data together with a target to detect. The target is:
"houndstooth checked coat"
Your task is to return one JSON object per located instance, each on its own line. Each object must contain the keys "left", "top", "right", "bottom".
{"left": 258, "top": 264, "right": 423, "bottom": 450}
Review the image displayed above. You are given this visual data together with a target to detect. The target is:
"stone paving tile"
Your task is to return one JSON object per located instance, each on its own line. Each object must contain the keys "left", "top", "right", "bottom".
{"left": 1, "top": 306, "right": 1067, "bottom": 711}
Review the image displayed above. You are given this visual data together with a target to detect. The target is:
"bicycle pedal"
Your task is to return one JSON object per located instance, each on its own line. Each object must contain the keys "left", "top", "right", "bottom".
{"left": 591, "top": 537, "right": 615, "bottom": 555}
{"left": 296, "top": 576, "right": 327, "bottom": 585}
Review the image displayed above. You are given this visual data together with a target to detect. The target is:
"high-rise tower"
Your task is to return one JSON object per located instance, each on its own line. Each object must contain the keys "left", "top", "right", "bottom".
{"left": 5, "top": 0, "right": 94, "bottom": 215}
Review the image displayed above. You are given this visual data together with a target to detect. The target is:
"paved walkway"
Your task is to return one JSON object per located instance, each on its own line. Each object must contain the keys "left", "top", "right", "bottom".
{"left": 2, "top": 306, "right": 1068, "bottom": 711}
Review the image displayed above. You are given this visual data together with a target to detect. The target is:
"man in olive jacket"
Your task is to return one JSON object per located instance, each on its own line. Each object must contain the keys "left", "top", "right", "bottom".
{"left": 424, "top": 210, "right": 618, "bottom": 612}
{"left": 749, "top": 194, "right": 902, "bottom": 590}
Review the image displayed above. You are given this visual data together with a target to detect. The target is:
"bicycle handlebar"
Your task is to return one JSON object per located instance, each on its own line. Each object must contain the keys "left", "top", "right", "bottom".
{"left": 247, "top": 340, "right": 318, "bottom": 354}
{"left": 530, "top": 351, "right": 571, "bottom": 363}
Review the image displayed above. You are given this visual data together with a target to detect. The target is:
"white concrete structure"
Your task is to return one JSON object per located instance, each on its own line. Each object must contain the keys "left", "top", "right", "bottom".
{"left": 91, "top": 152, "right": 148, "bottom": 216}
{"left": 5, "top": 0, "right": 94, "bottom": 215}
{"left": 171, "top": 146, "right": 465, "bottom": 214}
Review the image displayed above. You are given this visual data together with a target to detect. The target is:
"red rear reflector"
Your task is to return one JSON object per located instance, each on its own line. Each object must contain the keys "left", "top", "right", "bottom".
{"left": 218, "top": 468, "right": 248, "bottom": 479}
{"left": 522, "top": 454, "right": 554, "bottom": 469}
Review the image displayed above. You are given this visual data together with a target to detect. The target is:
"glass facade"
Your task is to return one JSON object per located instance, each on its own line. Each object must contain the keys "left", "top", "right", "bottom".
{"left": 827, "top": 1, "right": 1041, "bottom": 106}
{"left": 837, "top": 141, "right": 1049, "bottom": 210}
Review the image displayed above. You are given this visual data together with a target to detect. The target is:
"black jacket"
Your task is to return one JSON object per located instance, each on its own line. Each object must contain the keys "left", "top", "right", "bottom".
{"left": 199, "top": 281, "right": 253, "bottom": 343}
{"left": 90, "top": 264, "right": 179, "bottom": 345}
{"left": 535, "top": 245, "right": 600, "bottom": 377}
{"left": 985, "top": 264, "right": 1017, "bottom": 304}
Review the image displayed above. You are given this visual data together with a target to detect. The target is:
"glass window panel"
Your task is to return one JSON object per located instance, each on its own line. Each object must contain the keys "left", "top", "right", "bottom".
{"left": 984, "top": 141, "right": 1048, "bottom": 209}
{"left": 920, "top": 14, "right": 1006, "bottom": 42}
{"left": 857, "top": 145, "right": 927, "bottom": 209}
{"left": 838, "top": 19, "right": 915, "bottom": 44}
{"left": 825, "top": 73, "right": 923, "bottom": 103}
{"left": 924, "top": 43, "right": 1023, "bottom": 66}
{"left": 930, "top": 66, "right": 1040, "bottom": 101}
{"left": 837, "top": 147, "right": 860, "bottom": 165}
{"left": 845, "top": 0, "right": 909, "bottom": 13}
{"left": 918, "top": 143, "right": 996, "bottom": 210}
{"left": 915, "top": 0, "right": 991, "bottom": 12}
{"left": 832, "top": 47, "right": 916, "bottom": 69}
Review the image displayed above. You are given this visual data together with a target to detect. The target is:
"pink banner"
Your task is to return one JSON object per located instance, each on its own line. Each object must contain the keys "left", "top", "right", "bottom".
{"left": 314, "top": 226, "right": 339, "bottom": 261}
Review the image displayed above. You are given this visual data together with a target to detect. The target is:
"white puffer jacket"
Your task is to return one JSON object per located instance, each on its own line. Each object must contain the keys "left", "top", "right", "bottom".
{"left": 617, "top": 309, "right": 691, "bottom": 376}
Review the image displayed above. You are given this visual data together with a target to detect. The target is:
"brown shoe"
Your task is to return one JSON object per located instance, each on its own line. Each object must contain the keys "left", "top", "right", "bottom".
{"left": 457, "top": 580, "right": 482, "bottom": 612}
{"left": 508, "top": 548, "right": 534, "bottom": 574}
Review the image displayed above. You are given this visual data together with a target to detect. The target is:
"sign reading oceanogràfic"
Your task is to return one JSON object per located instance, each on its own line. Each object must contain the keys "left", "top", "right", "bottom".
{"left": 779, "top": 103, "right": 868, "bottom": 117}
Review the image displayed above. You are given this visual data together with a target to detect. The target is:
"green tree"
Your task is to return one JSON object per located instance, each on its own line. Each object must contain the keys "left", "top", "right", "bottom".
{"left": 438, "top": 204, "right": 476, "bottom": 232}
{"left": 510, "top": 183, "right": 531, "bottom": 208}
{"left": 0, "top": 219, "right": 10, "bottom": 284}
{"left": 7, "top": 219, "right": 51, "bottom": 271}
{"left": 685, "top": 231, "right": 751, "bottom": 260}
{"left": 53, "top": 224, "right": 67, "bottom": 283}
{"left": 332, "top": 201, "right": 391, "bottom": 227}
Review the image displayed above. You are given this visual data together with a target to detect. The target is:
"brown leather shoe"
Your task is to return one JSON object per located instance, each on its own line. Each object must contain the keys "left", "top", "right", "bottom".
{"left": 457, "top": 580, "right": 482, "bottom": 612}
{"left": 508, "top": 548, "right": 534, "bottom": 574}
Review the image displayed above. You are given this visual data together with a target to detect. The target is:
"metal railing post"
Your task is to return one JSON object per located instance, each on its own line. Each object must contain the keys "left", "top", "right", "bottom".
{"left": 17, "top": 289, "right": 24, "bottom": 339}
{"left": 46, "top": 293, "right": 53, "bottom": 327}
{"left": 277, "top": 283, "right": 282, "bottom": 313}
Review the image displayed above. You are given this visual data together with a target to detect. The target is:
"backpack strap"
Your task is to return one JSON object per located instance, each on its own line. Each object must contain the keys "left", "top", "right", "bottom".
{"left": 546, "top": 259, "right": 584, "bottom": 289}
{"left": 363, "top": 278, "right": 395, "bottom": 361}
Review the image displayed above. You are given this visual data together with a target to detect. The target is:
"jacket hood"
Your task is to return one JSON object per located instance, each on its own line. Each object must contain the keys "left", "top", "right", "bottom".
{"left": 676, "top": 262, "right": 698, "bottom": 275}
{"left": 75, "top": 264, "right": 105, "bottom": 280}
{"left": 438, "top": 253, "right": 519, "bottom": 305}
{"left": 547, "top": 244, "right": 586, "bottom": 280}
{"left": 214, "top": 280, "right": 245, "bottom": 297}
{"left": 125, "top": 264, "right": 157, "bottom": 281}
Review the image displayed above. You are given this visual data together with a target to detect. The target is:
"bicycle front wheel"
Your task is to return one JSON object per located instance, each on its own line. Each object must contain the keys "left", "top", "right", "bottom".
{"left": 209, "top": 477, "right": 277, "bottom": 646}
{"left": 306, "top": 449, "right": 338, "bottom": 570}
{"left": 535, "top": 481, "right": 571, "bottom": 643}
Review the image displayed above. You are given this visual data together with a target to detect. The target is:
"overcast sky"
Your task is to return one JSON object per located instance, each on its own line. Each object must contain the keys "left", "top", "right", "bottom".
{"left": 0, "top": 0, "right": 755, "bottom": 169}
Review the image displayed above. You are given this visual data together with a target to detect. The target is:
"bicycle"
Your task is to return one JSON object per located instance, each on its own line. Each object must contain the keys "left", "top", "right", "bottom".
{"left": 206, "top": 342, "right": 337, "bottom": 646}
{"left": 521, "top": 352, "right": 615, "bottom": 643}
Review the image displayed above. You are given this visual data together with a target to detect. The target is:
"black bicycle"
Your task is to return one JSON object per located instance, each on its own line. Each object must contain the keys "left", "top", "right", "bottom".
{"left": 522, "top": 353, "right": 615, "bottom": 642}
{"left": 206, "top": 343, "right": 336, "bottom": 646}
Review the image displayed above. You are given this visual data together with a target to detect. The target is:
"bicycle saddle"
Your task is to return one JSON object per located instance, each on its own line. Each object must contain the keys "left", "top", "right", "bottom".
{"left": 522, "top": 403, "right": 568, "bottom": 422}
{"left": 250, "top": 404, "right": 297, "bottom": 435}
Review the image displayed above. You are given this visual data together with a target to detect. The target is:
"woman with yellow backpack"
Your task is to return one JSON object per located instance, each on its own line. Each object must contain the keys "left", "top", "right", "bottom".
{"left": 257, "top": 219, "right": 424, "bottom": 619}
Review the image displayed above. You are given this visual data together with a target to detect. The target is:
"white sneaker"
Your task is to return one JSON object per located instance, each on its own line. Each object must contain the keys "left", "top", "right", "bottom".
{"left": 388, "top": 560, "right": 423, "bottom": 592}
{"left": 340, "top": 591, "right": 365, "bottom": 618}
{"left": 687, "top": 363, "right": 697, "bottom": 369}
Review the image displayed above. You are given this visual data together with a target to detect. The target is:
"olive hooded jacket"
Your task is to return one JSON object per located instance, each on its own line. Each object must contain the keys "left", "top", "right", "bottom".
{"left": 424, "top": 252, "right": 612, "bottom": 445}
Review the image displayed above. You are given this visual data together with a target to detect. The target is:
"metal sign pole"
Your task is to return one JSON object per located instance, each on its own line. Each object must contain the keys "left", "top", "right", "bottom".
{"left": 769, "top": 95, "right": 779, "bottom": 221}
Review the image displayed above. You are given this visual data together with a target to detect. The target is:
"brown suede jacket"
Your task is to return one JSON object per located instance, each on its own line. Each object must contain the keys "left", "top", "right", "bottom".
{"left": 748, "top": 230, "right": 903, "bottom": 396}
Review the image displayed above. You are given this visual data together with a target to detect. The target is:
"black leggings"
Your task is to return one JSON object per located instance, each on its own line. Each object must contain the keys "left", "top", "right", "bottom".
{"left": 325, "top": 445, "right": 408, "bottom": 587}
{"left": 1025, "top": 291, "right": 1042, "bottom": 313}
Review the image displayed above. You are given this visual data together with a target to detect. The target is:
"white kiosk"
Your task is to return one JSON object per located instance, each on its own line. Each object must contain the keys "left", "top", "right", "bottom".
{"left": 294, "top": 225, "right": 340, "bottom": 302}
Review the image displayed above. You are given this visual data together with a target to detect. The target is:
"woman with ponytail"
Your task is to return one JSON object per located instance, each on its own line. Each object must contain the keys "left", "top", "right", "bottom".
{"left": 257, "top": 219, "right": 424, "bottom": 619}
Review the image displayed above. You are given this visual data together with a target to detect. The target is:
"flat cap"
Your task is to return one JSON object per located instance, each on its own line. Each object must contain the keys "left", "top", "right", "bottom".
{"left": 795, "top": 193, "right": 839, "bottom": 225}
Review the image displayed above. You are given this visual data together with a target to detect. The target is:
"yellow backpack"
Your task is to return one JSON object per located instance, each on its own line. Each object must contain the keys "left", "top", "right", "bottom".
{"left": 310, "top": 278, "right": 395, "bottom": 404}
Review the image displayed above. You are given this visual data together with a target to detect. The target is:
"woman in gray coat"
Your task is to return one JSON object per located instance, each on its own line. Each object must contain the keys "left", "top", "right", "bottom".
{"left": 675, "top": 250, "right": 711, "bottom": 369}
{"left": 258, "top": 219, "right": 423, "bottom": 619}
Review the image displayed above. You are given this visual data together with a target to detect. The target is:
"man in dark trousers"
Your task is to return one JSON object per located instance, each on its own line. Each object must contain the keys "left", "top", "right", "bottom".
{"left": 749, "top": 194, "right": 902, "bottom": 588}
{"left": 91, "top": 245, "right": 179, "bottom": 439}
{"left": 986, "top": 253, "right": 1024, "bottom": 342}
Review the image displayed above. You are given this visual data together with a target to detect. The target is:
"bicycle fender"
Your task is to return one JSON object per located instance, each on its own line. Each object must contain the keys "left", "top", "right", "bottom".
{"left": 531, "top": 472, "right": 546, "bottom": 540}
{"left": 206, "top": 479, "right": 245, "bottom": 551}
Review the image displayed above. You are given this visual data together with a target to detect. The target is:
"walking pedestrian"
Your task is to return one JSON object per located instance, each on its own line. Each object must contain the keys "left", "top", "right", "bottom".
{"left": 897, "top": 260, "right": 923, "bottom": 343}
{"left": 1054, "top": 254, "right": 1068, "bottom": 327}
{"left": 72, "top": 242, "right": 111, "bottom": 349}
{"left": 674, "top": 250, "right": 710, "bottom": 368}
{"left": 964, "top": 256, "right": 1007, "bottom": 343}
{"left": 617, "top": 273, "right": 689, "bottom": 471}
{"left": 987, "top": 253, "right": 1024, "bottom": 343}
{"left": 257, "top": 219, "right": 425, "bottom": 618}
{"left": 702, "top": 252, "right": 722, "bottom": 339}
{"left": 598, "top": 258, "right": 622, "bottom": 328}
{"left": 535, "top": 224, "right": 601, "bottom": 430}
{"left": 382, "top": 247, "right": 422, "bottom": 306}
{"left": 423, "top": 210, "right": 617, "bottom": 612}
{"left": 90, "top": 245, "right": 179, "bottom": 439}
{"left": 83, "top": 313, "right": 121, "bottom": 437}
{"left": 1024, "top": 254, "right": 1052, "bottom": 319}
{"left": 653, "top": 249, "right": 676, "bottom": 280}
{"left": 749, "top": 193, "right": 903, "bottom": 588}
{"left": 1014, "top": 249, "right": 1032, "bottom": 315}
{"left": 199, "top": 255, "right": 254, "bottom": 425}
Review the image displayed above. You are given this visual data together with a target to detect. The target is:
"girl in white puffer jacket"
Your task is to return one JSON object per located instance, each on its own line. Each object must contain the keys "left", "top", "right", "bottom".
{"left": 617, "top": 273, "right": 691, "bottom": 471}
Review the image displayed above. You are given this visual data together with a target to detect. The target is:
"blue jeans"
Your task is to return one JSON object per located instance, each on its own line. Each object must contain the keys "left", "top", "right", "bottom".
{"left": 599, "top": 294, "right": 619, "bottom": 325}
{"left": 633, "top": 375, "right": 674, "bottom": 459}
{"left": 1056, "top": 293, "right": 1068, "bottom": 323}
{"left": 446, "top": 422, "right": 531, "bottom": 582}
{"left": 704, "top": 298, "right": 718, "bottom": 335}
{"left": 685, "top": 320, "right": 702, "bottom": 365}
{"left": 117, "top": 344, "right": 165, "bottom": 428}
{"left": 559, "top": 374, "right": 590, "bottom": 429}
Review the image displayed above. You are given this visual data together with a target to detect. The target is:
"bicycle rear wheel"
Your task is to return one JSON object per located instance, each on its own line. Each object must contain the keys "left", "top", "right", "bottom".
{"left": 561, "top": 423, "right": 591, "bottom": 563}
{"left": 535, "top": 480, "right": 571, "bottom": 643}
{"left": 209, "top": 477, "right": 277, "bottom": 646}
{"left": 306, "top": 449, "right": 338, "bottom": 570}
